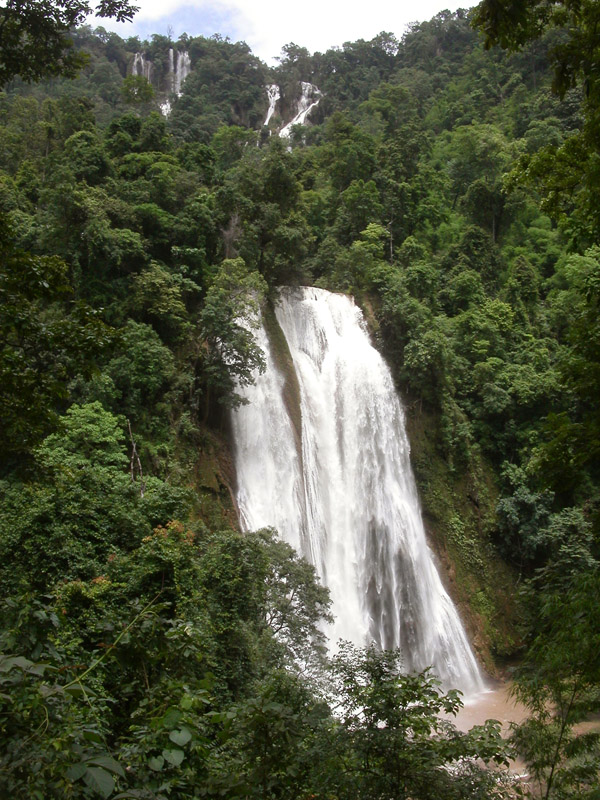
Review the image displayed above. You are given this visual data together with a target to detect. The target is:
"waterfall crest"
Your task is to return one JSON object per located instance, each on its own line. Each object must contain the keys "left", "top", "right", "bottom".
{"left": 231, "top": 286, "right": 484, "bottom": 695}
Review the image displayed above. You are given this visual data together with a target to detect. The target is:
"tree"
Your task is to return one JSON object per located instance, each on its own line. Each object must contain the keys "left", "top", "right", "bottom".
{"left": 334, "top": 179, "right": 383, "bottom": 244}
{"left": 256, "top": 529, "right": 332, "bottom": 670}
{"left": 532, "top": 247, "right": 600, "bottom": 501}
{"left": 213, "top": 669, "right": 331, "bottom": 800}
{"left": 325, "top": 643, "right": 512, "bottom": 800}
{"left": 0, "top": 523, "right": 332, "bottom": 800}
{"left": 131, "top": 261, "right": 193, "bottom": 342}
{"left": 0, "top": 0, "right": 138, "bottom": 86}
{"left": 473, "top": 0, "right": 600, "bottom": 102}
{"left": 0, "top": 526, "right": 214, "bottom": 800}
{"left": 320, "top": 113, "right": 377, "bottom": 192}
{"left": 211, "top": 125, "right": 256, "bottom": 172}
{"left": 511, "top": 569, "right": 600, "bottom": 799}
{"left": 63, "top": 129, "right": 111, "bottom": 184}
{"left": 199, "top": 257, "right": 267, "bottom": 412}
{"left": 0, "top": 402, "right": 188, "bottom": 593}
{"left": 96, "top": 319, "right": 176, "bottom": 432}
{"left": 120, "top": 74, "right": 154, "bottom": 106}
{"left": 473, "top": 0, "right": 600, "bottom": 242}
{"left": 0, "top": 218, "right": 113, "bottom": 467}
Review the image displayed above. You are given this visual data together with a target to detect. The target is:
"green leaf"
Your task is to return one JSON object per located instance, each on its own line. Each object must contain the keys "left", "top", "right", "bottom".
{"left": 83, "top": 766, "right": 115, "bottom": 799}
{"left": 160, "top": 706, "right": 182, "bottom": 729}
{"left": 0, "top": 655, "right": 32, "bottom": 672}
{"left": 27, "top": 662, "right": 48, "bottom": 676}
{"left": 83, "top": 730, "right": 104, "bottom": 744}
{"left": 169, "top": 727, "right": 192, "bottom": 746}
{"left": 147, "top": 755, "right": 164, "bottom": 772}
{"left": 86, "top": 755, "right": 125, "bottom": 777}
{"left": 179, "top": 695, "right": 193, "bottom": 710}
{"left": 162, "top": 748, "right": 185, "bottom": 767}
{"left": 63, "top": 682, "right": 96, "bottom": 698}
{"left": 66, "top": 762, "right": 87, "bottom": 781}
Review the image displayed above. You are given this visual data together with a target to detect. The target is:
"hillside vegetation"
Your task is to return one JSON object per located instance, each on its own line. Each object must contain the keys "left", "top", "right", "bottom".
{"left": 1, "top": 4, "right": 599, "bottom": 797}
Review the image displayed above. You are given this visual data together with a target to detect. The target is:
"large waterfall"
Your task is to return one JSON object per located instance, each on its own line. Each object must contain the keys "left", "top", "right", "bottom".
{"left": 231, "top": 287, "right": 484, "bottom": 694}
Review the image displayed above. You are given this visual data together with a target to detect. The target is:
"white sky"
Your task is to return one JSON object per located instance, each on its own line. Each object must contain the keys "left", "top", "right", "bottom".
{"left": 97, "top": 0, "right": 473, "bottom": 64}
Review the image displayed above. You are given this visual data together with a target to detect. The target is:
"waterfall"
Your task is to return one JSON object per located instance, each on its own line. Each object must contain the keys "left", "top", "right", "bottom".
{"left": 132, "top": 48, "right": 190, "bottom": 98}
{"left": 231, "top": 287, "right": 484, "bottom": 695}
{"left": 232, "top": 316, "right": 307, "bottom": 555}
{"left": 264, "top": 84, "right": 281, "bottom": 128}
{"left": 174, "top": 50, "right": 191, "bottom": 96}
{"left": 160, "top": 49, "right": 191, "bottom": 116}
{"left": 279, "top": 82, "right": 322, "bottom": 138}
{"left": 132, "top": 52, "right": 153, "bottom": 82}
{"left": 160, "top": 50, "right": 176, "bottom": 116}
{"left": 165, "top": 48, "right": 175, "bottom": 94}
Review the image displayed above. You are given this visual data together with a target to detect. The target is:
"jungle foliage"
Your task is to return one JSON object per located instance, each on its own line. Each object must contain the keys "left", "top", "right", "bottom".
{"left": 1, "top": 3, "right": 599, "bottom": 797}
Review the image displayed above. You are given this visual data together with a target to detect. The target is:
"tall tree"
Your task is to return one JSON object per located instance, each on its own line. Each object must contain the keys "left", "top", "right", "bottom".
{"left": 0, "top": 218, "right": 112, "bottom": 468}
{"left": 473, "top": 0, "right": 600, "bottom": 242}
{"left": 0, "top": 0, "right": 138, "bottom": 85}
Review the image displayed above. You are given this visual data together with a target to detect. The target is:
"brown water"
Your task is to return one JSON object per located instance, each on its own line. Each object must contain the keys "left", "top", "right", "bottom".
{"left": 446, "top": 681, "right": 532, "bottom": 785}
{"left": 456, "top": 682, "right": 600, "bottom": 734}
{"left": 454, "top": 681, "right": 529, "bottom": 733}
{"left": 451, "top": 681, "right": 600, "bottom": 792}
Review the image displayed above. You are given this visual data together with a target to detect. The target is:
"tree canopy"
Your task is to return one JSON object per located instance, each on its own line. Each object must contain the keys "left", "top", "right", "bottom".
{"left": 1, "top": 7, "right": 600, "bottom": 798}
{"left": 0, "top": 0, "right": 138, "bottom": 85}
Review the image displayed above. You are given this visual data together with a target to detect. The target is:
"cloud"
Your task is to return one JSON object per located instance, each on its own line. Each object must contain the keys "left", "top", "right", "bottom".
{"left": 98, "top": 0, "right": 471, "bottom": 63}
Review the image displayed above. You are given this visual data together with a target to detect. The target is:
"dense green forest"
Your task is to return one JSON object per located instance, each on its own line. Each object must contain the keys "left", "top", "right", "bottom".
{"left": 1, "top": 0, "right": 599, "bottom": 796}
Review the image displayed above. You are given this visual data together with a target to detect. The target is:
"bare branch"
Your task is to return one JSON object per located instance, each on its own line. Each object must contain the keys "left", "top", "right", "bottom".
{"left": 127, "top": 419, "right": 146, "bottom": 498}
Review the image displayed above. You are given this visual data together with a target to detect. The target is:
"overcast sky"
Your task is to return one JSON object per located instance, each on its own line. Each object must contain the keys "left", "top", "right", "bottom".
{"left": 97, "top": 0, "right": 474, "bottom": 64}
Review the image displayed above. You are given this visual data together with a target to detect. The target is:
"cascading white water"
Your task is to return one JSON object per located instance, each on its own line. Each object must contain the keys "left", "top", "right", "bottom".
{"left": 232, "top": 318, "right": 307, "bottom": 556}
{"left": 160, "top": 49, "right": 191, "bottom": 116}
{"left": 132, "top": 52, "right": 153, "bottom": 82}
{"left": 279, "top": 82, "right": 322, "bottom": 138}
{"left": 264, "top": 84, "right": 281, "bottom": 128}
{"left": 232, "top": 287, "right": 484, "bottom": 695}
{"left": 174, "top": 51, "right": 191, "bottom": 96}
{"left": 160, "top": 50, "right": 176, "bottom": 116}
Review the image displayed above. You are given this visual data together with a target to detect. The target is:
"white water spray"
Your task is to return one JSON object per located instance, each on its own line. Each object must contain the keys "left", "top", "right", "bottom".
{"left": 231, "top": 287, "right": 484, "bottom": 695}
{"left": 174, "top": 50, "right": 191, "bottom": 96}
{"left": 279, "top": 82, "right": 322, "bottom": 138}
{"left": 264, "top": 84, "right": 281, "bottom": 128}
{"left": 160, "top": 49, "right": 191, "bottom": 116}
{"left": 132, "top": 52, "right": 153, "bottom": 82}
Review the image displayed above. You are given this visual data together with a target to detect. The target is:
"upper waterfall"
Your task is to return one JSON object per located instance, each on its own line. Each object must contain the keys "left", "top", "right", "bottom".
{"left": 231, "top": 286, "right": 484, "bottom": 695}
{"left": 264, "top": 84, "right": 281, "bottom": 128}
{"left": 279, "top": 82, "right": 322, "bottom": 138}
{"left": 160, "top": 49, "right": 192, "bottom": 116}
{"left": 174, "top": 50, "right": 191, "bottom": 96}
{"left": 132, "top": 52, "right": 153, "bottom": 82}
